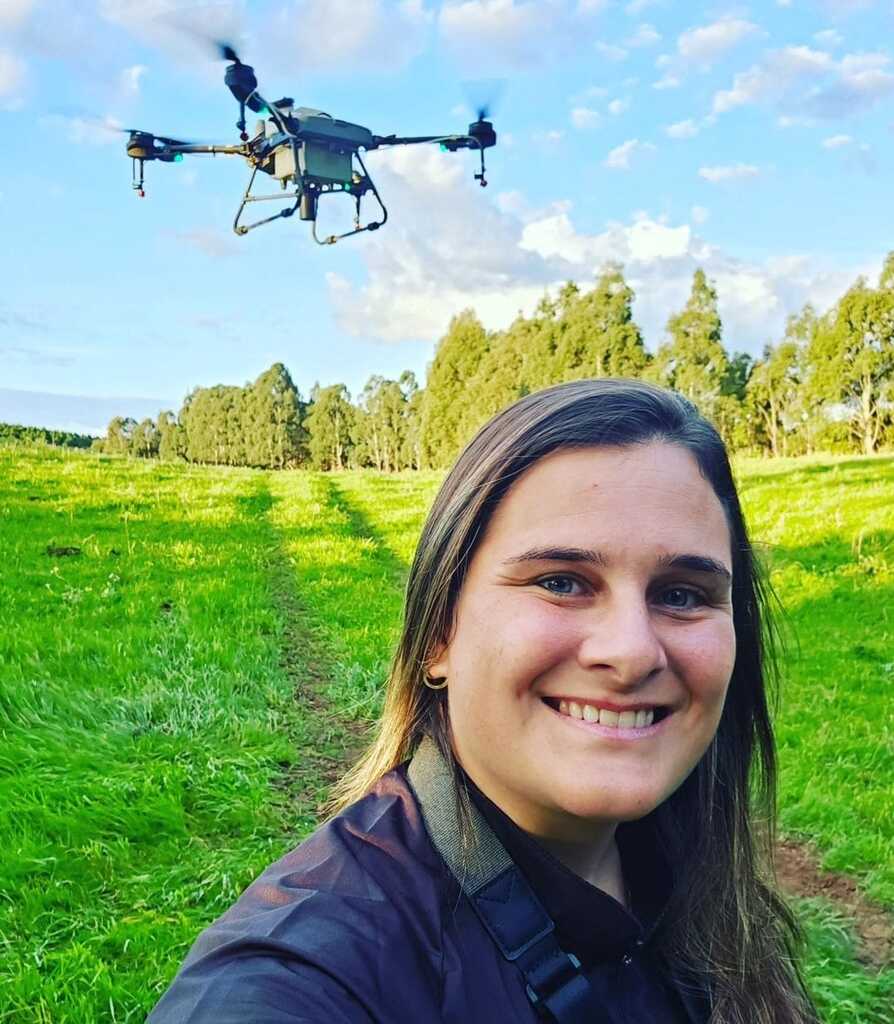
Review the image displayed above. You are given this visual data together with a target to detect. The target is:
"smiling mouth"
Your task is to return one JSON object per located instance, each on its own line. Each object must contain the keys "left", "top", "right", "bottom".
{"left": 541, "top": 697, "right": 671, "bottom": 729}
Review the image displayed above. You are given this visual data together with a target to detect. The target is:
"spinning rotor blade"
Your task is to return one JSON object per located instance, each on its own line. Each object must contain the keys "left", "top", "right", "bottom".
{"left": 155, "top": 134, "right": 193, "bottom": 147}
{"left": 217, "top": 41, "right": 242, "bottom": 64}
{"left": 462, "top": 79, "right": 506, "bottom": 123}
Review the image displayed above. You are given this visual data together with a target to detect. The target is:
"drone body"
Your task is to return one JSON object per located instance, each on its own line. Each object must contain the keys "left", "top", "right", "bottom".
{"left": 125, "top": 46, "right": 497, "bottom": 242}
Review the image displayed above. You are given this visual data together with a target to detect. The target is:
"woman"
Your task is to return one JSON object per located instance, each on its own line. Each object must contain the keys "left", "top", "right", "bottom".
{"left": 150, "top": 379, "right": 819, "bottom": 1024}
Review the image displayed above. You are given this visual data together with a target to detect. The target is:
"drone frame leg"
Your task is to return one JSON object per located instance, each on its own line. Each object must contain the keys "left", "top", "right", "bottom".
{"left": 232, "top": 164, "right": 301, "bottom": 235}
{"left": 311, "top": 150, "right": 389, "bottom": 245}
{"left": 131, "top": 157, "right": 146, "bottom": 197}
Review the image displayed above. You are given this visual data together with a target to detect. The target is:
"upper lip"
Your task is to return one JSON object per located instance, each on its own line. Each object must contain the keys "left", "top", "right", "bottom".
{"left": 541, "top": 696, "right": 670, "bottom": 713}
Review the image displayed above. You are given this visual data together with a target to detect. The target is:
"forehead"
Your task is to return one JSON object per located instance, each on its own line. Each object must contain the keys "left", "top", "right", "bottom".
{"left": 482, "top": 443, "right": 732, "bottom": 564}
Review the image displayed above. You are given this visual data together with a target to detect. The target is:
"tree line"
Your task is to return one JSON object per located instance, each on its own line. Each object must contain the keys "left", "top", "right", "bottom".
{"left": 0, "top": 423, "right": 94, "bottom": 448}
{"left": 96, "top": 255, "right": 894, "bottom": 470}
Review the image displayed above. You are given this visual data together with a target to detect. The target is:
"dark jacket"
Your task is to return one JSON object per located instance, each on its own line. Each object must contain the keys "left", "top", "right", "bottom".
{"left": 149, "top": 766, "right": 710, "bottom": 1023}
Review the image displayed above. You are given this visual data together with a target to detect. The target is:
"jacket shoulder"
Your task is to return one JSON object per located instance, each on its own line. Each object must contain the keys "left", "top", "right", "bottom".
{"left": 149, "top": 768, "right": 453, "bottom": 1023}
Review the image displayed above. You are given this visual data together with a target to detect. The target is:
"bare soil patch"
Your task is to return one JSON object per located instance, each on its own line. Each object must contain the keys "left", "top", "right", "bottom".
{"left": 775, "top": 839, "right": 893, "bottom": 969}
{"left": 45, "top": 544, "right": 81, "bottom": 557}
{"left": 264, "top": 537, "right": 369, "bottom": 817}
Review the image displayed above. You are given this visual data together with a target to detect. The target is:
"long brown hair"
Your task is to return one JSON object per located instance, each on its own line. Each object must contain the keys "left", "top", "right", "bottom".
{"left": 327, "top": 378, "right": 818, "bottom": 1024}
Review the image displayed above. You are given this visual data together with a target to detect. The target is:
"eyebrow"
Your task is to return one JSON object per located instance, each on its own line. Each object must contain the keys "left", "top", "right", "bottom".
{"left": 501, "top": 546, "right": 733, "bottom": 582}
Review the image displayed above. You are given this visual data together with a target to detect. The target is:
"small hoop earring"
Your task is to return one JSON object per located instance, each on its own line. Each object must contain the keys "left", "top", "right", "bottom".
{"left": 424, "top": 675, "right": 448, "bottom": 690}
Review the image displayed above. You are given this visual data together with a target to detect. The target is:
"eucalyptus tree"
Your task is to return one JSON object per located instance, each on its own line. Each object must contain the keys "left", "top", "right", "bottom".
{"left": 650, "top": 269, "right": 729, "bottom": 424}
{"left": 808, "top": 257, "right": 894, "bottom": 455}
{"left": 305, "top": 383, "right": 355, "bottom": 470}
{"left": 420, "top": 310, "right": 489, "bottom": 467}
{"left": 243, "top": 363, "right": 307, "bottom": 468}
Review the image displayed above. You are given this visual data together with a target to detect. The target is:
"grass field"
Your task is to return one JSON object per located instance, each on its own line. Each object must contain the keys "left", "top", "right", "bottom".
{"left": 0, "top": 445, "right": 891, "bottom": 1022}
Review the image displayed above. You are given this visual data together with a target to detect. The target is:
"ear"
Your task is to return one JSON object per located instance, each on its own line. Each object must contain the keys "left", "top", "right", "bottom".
{"left": 425, "top": 640, "right": 450, "bottom": 681}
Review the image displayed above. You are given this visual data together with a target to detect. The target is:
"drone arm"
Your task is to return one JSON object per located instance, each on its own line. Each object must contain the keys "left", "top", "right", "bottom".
{"left": 165, "top": 144, "right": 250, "bottom": 157}
{"left": 370, "top": 133, "right": 476, "bottom": 149}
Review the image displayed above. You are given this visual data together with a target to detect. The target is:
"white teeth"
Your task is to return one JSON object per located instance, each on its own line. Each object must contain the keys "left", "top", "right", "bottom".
{"left": 552, "top": 701, "right": 659, "bottom": 728}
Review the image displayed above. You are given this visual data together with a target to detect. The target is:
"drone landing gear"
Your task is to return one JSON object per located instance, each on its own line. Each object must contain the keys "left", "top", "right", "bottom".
{"left": 474, "top": 146, "right": 488, "bottom": 188}
{"left": 232, "top": 164, "right": 300, "bottom": 235}
{"left": 311, "top": 151, "right": 389, "bottom": 245}
{"left": 131, "top": 158, "right": 146, "bottom": 197}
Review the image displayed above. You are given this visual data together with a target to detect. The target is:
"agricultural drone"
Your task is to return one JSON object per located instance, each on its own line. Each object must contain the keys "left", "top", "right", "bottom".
{"left": 123, "top": 44, "right": 497, "bottom": 243}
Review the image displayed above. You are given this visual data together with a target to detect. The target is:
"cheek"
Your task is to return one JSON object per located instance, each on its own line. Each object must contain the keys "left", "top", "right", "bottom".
{"left": 450, "top": 596, "right": 577, "bottom": 693}
{"left": 667, "top": 619, "right": 736, "bottom": 699}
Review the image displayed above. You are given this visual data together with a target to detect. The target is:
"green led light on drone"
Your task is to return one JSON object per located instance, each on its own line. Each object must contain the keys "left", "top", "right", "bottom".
{"left": 174, "top": 153, "right": 184, "bottom": 162}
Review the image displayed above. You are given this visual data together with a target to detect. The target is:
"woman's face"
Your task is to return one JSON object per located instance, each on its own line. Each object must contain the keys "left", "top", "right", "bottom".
{"left": 428, "top": 442, "right": 737, "bottom": 840}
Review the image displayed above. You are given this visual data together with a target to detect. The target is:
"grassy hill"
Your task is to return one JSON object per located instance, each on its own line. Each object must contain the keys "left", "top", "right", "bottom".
{"left": 0, "top": 446, "right": 891, "bottom": 1022}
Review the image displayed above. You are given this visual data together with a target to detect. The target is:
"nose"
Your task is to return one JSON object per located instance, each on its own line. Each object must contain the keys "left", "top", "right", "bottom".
{"left": 576, "top": 588, "right": 668, "bottom": 687}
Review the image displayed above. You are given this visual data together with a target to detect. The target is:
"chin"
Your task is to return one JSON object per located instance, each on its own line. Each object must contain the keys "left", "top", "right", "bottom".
{"left": 553, "top": 784, "right": 664, "bottom": 825}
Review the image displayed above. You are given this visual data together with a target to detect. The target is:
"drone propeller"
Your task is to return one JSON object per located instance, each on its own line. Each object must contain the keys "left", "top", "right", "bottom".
{"left": 155, "top": 134, "right": 192, "bottom": 147}
{"left": 462, "top": 78, "right": 505, "bottom": 121}
{"left": 216, "top": 39, "right": 265, "bottom": 136}
{"left": 217, "top": 41, "right": 242, "bottom": 64}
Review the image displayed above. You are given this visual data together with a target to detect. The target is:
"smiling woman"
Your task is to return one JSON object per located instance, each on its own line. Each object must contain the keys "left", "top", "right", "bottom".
{"left": 149, "top": 379, "right": 820, "bottom": 1024}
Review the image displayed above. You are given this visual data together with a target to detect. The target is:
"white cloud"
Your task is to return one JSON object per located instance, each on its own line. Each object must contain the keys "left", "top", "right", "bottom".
{"left": 665, "top": 118, "right": 699, "bottom": 138}
{"left": 603, "top": 138, "right": 655, "bottom": 169}
{"left": 698, "top": 163, "right": 760, "bottom": 183}
{"left": 625, "top": 0, "right": 660, "bottom": 13}
{"left": 595, "top": 41, "right": 628, "bottom": 62}
{"left": 0, "top": 0, "right": 35, "bottom": 30}
{"left": 677, "top": 18, "right": 760, "bottom": 68}
{"left": 326, "top": 146, "right": 555, "bottom": 342}
{"left": 712, "top": 45, "right": 894, "bottom": 119}
{"left": 101, "top": 0, "right": 429, "bottom": 73}
{"left": 691, "top": 205, "right": 709, "bottom": 224}
{"left": 574, "top": 85, "right": 609, "bottom": 101}
{"left": 822, "top": 133, "right": 853, "bottom": 148}
{"left": 98, "top": 0, "right": 244, "bottom": 64}
{"left": 532, "top": 128, "right": 565, "bottom": 146}
{"left": 814, "top": 29, "right": 843, "bottom": 49}
{"left": 571, "top": 106, "right": 601, "bottom": 129}
{"left": 627, "top": 23, "right": 660, "bottom": 47}
{"left": 439, "top": 0, "right": 607, "bottom": 70}
{"left": 120, "top": 64, "right": 147, "bottom": 96}
{"left": 268, "top": 0, "right": 432, "bottom": 72}
{"left": 607, "top": 98, "right": 630, "bottom": 116}
{"left": 40, "top": 114, "right": 124, "bottom": 145}
{"left": 653, "top": 74, "right": 681, "bottom": 90}
{"left": 332, "top": 163, "right": 876, "bottom": 358}
{"left": 0, "top": 50, "right": 26, "bottom": 98}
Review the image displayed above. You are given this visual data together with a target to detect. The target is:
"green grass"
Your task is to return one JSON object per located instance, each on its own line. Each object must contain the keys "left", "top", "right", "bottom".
{"left": 0, "top": 451, "right": 329, "bottom": 1020}
{"left": 735, "top": 455, "right": 894, "bottom": 907}
{"left": 1, "top": 446, "right": 891, "bottom": 1022}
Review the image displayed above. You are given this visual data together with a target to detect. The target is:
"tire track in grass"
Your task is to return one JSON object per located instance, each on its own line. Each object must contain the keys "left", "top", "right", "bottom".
{"left": 261, "top": 472, "right": 411, "bottom": 820}
{"left": 248, "top": 478, "right": 368, "bottom": 825}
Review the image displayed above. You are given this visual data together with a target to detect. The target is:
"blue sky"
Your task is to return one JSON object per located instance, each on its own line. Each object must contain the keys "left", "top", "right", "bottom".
{"left": 2, "top": 0, "right": 893, "bottom": 432}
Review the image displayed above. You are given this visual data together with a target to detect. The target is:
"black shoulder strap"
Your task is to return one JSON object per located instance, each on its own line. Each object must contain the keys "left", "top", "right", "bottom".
{"left": 407, "top": 737, "right": 611, "bottom": 1024}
